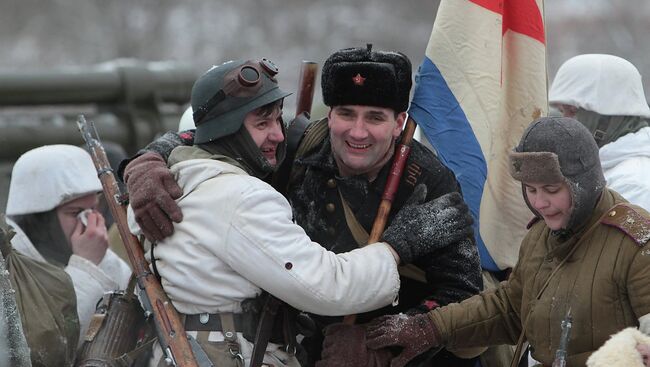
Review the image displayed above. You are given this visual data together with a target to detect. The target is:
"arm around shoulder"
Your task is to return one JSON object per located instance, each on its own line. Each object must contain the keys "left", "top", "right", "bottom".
{"left": 224, "top": 184, "right": 401, "bottom": 316}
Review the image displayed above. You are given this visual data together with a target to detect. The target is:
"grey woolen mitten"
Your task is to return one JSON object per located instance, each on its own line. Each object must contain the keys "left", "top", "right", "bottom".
{"left": 382, "top": 186, "right": 473, "bottom": 264}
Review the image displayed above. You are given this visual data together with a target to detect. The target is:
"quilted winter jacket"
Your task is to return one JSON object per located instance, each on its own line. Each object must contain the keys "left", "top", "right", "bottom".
{"left": 429, "top": 188, "right": 650, "bottom": 366}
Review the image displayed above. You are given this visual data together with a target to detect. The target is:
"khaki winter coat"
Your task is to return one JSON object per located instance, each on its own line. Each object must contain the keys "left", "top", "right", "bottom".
{"left": 429, "top": 188, "right": 650, "bottom": 367}
{"left": 8, "top": 218, "right": 131, "bottom": 345}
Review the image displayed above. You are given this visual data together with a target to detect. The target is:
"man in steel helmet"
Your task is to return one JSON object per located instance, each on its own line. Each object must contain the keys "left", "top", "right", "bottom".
{"left": 190, "top": 59, "right": 290, "bottom": 176}
{"left": 126, "top": 58, "right": 462, "bottom": 366}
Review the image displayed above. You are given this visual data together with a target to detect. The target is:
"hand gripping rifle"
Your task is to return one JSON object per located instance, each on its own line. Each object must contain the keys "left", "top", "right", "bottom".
{"left": 77, "top": 115, "right": 202, "bottom": 367}
{"left": 552, "top": 308, "right": 572, "bottom": 367}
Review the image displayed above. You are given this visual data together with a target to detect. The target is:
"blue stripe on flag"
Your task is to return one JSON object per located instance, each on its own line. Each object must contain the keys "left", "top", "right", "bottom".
{"left": 409, "top": 57, "right": 500, "bottom": 272}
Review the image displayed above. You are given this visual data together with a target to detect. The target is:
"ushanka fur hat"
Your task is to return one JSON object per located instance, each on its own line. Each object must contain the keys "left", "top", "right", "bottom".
{"left": 321, "top": 44, "right": 412, "bottom": 112}
{"left": 509, "top": 117, "right": 606, "bottom": 230}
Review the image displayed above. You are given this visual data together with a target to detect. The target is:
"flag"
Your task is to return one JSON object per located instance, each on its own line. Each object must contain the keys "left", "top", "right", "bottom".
{"left": 410, "top": 0, "right": 547, "bottom": 271}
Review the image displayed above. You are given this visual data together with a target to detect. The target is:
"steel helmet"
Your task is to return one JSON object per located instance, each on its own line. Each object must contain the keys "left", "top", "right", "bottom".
{"left": 191, "top": 58, "right": 291, "bottom": 144}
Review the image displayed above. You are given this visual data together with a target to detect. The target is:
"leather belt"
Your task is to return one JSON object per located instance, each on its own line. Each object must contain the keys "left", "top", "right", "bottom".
{"left": 184, "top": 313, "right": 246, "bottom": 332}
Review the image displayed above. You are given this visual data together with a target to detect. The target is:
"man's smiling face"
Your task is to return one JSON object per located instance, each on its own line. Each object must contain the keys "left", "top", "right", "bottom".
{"left": 243, "top": 103, "right": 284, "bottom": 166}
{"left": 328, "top": 105, "right": 405, "bottom": 178}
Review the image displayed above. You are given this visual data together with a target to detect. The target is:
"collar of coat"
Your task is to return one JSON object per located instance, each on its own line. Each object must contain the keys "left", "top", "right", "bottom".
{"left": 294, "top": 135, "right": 401, "bottom": 210}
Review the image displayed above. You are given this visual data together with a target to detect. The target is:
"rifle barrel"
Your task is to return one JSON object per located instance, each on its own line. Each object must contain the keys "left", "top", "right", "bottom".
{"left": 295, "top": 61, "right": 318, "bottom": 117}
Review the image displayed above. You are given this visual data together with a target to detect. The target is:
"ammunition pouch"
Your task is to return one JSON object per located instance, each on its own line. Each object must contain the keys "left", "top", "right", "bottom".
{"left": 76, "top": 280, "right": 153, "bottom": 367}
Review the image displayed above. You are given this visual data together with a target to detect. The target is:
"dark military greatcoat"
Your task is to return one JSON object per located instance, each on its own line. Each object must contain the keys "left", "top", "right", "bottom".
{"left": 288, "top": 127, "right": 482, "bottom": 367}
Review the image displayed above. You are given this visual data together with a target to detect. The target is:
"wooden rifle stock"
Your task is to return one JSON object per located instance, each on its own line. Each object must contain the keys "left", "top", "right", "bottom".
{"left": 295, "top": 61, "right": 318, "bottom": 117}
{"left": 343, "top": 116, "right": 418, "bottom": 325}
{"left": 77, "top": 115, "right": 199, "bottom": 367}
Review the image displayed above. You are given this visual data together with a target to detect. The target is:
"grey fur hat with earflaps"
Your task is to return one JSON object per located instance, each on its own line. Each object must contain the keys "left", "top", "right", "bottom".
{"left": 509, "top": 117, "right": 606, "bottom": 231}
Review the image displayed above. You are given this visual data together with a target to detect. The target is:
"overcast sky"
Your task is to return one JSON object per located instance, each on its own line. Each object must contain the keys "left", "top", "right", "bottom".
{"left": 1, "top": 0, "right": 649, "bottom": 105}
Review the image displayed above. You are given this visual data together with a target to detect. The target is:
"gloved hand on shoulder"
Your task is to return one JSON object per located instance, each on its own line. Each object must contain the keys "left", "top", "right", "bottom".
{"left": 124, "top": 152, "right": 183, "bottom": 242}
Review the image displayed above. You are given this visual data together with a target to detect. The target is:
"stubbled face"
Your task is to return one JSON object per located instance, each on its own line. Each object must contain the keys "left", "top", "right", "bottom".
{"left": 328, "top": 105, "right": 406, "bottom": 178}
{"left": 56, "top": 193, "right": 99, "bottom": 243}
{"left": 524, "top": 181, "right": 573, "bottom": 230}
{"left": 243, "top": 105, "right": 284, "bottom": 166}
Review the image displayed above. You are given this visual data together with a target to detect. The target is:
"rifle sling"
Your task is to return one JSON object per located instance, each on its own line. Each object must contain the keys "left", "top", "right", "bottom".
{"left": 249, "top": 294, "right": 282, "bottom": 367}
{"left": 338, "top": 190, "right": 427, "bottom": 284}
{"left": 272, "top": 112, "right": 312, "bottom": 195}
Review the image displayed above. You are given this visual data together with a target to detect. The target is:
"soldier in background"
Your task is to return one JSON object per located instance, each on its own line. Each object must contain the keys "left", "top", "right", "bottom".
{"left": 549, "top": 54, "right": 650, "bottom": 211}
{"left": 5, "top": 145, "right": 132, "bottom": 343}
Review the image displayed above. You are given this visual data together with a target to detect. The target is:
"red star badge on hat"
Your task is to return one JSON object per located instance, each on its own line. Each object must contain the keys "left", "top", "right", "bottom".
{"left": 352, "top": 73, "right": 366, "bottom": 86}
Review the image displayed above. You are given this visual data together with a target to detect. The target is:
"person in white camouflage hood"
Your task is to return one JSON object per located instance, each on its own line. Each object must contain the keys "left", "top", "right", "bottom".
{"left": 5, "top": 144, "right": 132, "bottom": 344}
{"left": 550, "top": 54, "right": 650, "bottom": 212}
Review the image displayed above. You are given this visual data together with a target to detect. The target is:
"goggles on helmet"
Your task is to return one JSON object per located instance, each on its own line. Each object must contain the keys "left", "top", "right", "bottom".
{"left": 193, "top": 58, "right": 279, "bottom": 124}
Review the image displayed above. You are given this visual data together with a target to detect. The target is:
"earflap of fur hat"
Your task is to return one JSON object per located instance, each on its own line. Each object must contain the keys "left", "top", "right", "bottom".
{"left": 509, "top": 151, "right": 564, "bottom": 184}
{"left": 510, "top": 150, "right": 574, "bottom": 224}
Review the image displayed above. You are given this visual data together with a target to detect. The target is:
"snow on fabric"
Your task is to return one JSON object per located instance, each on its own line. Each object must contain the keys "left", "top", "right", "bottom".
{"left": 410, "top": 0, "right": 548, "bottom": 270}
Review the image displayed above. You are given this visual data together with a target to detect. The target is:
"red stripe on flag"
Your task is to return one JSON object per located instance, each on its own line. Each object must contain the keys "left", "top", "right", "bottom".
{"left": 470, "top": 0, "right": 503, "bottom": 14}
{"left": 469, "top": 0, "right": 545, "bottom": 44}
{"left": 504, "top": 0, "right": 545, "bottom": 44}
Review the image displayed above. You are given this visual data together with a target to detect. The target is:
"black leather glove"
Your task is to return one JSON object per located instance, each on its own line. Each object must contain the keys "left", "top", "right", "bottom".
{"left": 366, "top": 314, "right": 441, "bottom": 367}
{"left": 382, "top": 185, "right": 473, "bottom": 264}
{"left": 124, "top": 152, "right": 183, "bottom": 242}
